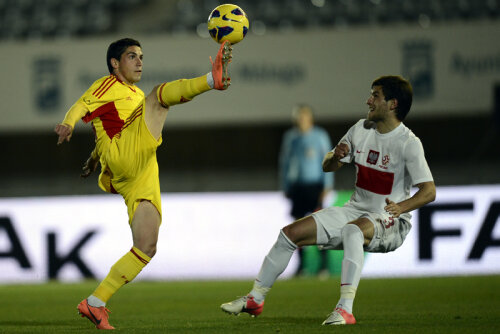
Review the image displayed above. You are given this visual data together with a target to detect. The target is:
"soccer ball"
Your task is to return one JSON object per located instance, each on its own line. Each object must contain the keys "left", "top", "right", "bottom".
{"left": 207, "top": 4, "right": 249, "bottom": 44}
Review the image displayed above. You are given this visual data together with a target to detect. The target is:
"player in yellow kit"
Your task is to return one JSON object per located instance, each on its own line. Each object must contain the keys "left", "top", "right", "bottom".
{"left": 54, "top": 38, "right": 232, "bottom": 330}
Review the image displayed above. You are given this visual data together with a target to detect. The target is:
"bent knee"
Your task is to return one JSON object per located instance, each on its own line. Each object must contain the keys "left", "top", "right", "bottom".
{"left": 342, "top": 223, "right": 363, "bottom": 238}
{"left": 347, "top": 218, "right": 374, "bottom": 245}
{"left": 282, "top": 220, "right": 316, "bottom": 246}
{"left": 146, "top": 245, "right": 157, "bottom": 258}
{"left": 281, "top": 225, "right": 296, "bottom": 243}
{"left": 136, "top": 242, "right": 157, "bottom": 258}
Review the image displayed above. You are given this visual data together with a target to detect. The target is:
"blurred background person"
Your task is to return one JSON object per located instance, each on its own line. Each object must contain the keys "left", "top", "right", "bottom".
{"left": 279, "top": 104, "right": 333, "bottom": 277}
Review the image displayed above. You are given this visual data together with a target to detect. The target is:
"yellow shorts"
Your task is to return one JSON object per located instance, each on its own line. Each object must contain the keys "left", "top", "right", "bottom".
{"left": 98, "top": 103, "right": 163, "bottom": 224}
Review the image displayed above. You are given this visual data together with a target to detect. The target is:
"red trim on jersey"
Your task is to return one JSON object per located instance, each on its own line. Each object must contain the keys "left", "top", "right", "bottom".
{"left": 92, "top": 76, "right": 112, "bottom": 97}
{"left": 158, "top": 83, "right": 167, "bottom": 107}
{"left": 125, "top": 84, "right": 136, "bottom": 93}
{"left": 82, "top": 101, "right": 114, "bottom": 122}
{"left": 130, "top": 248, "right": 149, "bottom": 264}
{"left": 355, "top": 163, "right": 394, "bottom": 195}
{"left": 122, "top": 105, "right": 143, "bottom": 131}
{"left": 92, "top": 76, "right": 113, "bottom": 98}
{"left": 82, "top": 102, "right": 124, "bottom": 139}
{"left": 127, "top": 104, "right": 143, "bottom": 122}
{"left": 96, "top": 77, "right": 117, "bottom": 99}
{"left": 112, "top": 75, "right": 137, "bottom": 92}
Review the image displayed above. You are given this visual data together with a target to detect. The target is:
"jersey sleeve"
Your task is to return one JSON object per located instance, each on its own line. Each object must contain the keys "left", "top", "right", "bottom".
{"left": 404, "top": 137, "right": 434, "bottom": 185}
{"left": 61, "top": 76, "right": 118, "bottom": 127}
{"left": 61, "top": 100, "right": 89, "bottom": 128}
{"left": 78, "top": 76, "right": 120, "bottom": 123}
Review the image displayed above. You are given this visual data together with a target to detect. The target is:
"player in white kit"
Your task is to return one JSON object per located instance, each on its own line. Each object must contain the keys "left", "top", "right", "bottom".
{"left": 221, "top": 75, "right": 436, "bottom": 325}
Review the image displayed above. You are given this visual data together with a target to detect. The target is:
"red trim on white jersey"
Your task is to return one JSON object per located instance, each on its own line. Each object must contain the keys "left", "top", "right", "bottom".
{"left": 355, "top": 163, "right": 394, "bottom": 195}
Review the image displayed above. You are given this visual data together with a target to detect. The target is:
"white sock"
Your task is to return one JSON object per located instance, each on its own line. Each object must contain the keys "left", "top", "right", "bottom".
{"left": 250, "top": 230, "right": 297, "bottom": 303}
{"left": 336, "top": 224, "right": 364, "bottom": 314}
{"left": 337, "top": 286, "right": 356, "bottom": 314}
{"left": 87, "top": 295, "right": 106, "bottom": 308}
{"left": 206, "top": 72, "right": 214, "bottom": 88}
{"left": 249, "top": 282, "right": 270, "bottom": 304}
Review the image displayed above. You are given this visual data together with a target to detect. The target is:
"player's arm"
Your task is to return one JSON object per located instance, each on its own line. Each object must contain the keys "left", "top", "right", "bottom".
{"left": 322, "top": 142, "right": 349, "bottom": 172}
{"left": 55, "top": 100, "right": 88, "bottom": 145}
{"left": 385, "top": 136, "right": 436, "bottom": 217}
{"left": 385, "top": 181, "right": 436, "bottom": 217}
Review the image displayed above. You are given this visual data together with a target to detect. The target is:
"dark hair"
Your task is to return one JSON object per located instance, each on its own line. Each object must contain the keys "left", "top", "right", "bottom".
{"left": 106, "top": 38, "right": 141, "bottom": 74}
{"left": 372, "top": 75, "right": 413, "bottom": 121}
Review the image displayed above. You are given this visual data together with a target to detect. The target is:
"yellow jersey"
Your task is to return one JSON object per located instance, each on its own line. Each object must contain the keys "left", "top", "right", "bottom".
{"left": 63, "top": 75, "right": 162, "bottom": 223}
{"left": 79, "top": 75, "right": 145, "bottom": 157}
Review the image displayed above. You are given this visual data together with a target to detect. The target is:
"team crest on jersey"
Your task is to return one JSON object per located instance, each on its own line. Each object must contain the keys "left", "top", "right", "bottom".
{"left": 382, "top": 154, "right": 390, "bottom": 165}
{"left": 367, "top": 150, "right": 379, "bottom": 165}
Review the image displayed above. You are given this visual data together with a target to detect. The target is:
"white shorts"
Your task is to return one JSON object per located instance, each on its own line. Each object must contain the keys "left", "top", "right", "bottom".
{"left": 311, "top": 205, "right": 412, "bottom": 253}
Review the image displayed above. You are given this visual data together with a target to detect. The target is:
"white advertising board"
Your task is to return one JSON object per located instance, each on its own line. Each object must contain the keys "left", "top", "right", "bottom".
{"left": 0, "top": 185, "right": 499, "bottom": 283}
{"left": 363, "top": 185, "right": 500, "bottom": 277}
{"left": 0, "top": 192, "right": 298, "bottom": 283}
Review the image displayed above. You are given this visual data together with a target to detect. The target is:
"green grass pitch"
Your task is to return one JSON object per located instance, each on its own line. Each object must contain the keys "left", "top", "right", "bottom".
{"left": 1, "top": 275, "right": 498, "bottom": 333}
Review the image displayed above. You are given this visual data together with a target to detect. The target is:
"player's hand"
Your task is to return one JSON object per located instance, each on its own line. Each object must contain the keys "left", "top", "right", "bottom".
{"left": 384, "top": 198, "right": 402, "bottom": 218}
{"left": 81, "top": 155, "right": 99, "bottom": 178}
{"left": 54, "top": 123, "right": 73, "bottom": 145}
{"left": 333, "top": 142, "right": 349, "bottom": 160}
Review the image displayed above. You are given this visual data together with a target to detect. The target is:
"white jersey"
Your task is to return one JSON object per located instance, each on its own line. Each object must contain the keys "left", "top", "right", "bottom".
{"left": 338, "top": 119, "right": 433, "bottom": 221}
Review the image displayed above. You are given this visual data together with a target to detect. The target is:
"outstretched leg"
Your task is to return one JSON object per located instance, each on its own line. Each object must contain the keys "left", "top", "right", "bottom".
{"left": 221, "top": 215, "right": 317, "bottom": 316}
{"left": 144, "top": 41, "right": 233, "bottom": 140}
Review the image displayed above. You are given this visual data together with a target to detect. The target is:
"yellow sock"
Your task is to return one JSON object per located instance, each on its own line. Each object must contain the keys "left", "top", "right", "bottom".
{"left": 156, "top": 75, "right": 211, "bottom": 107}
{"left": 92, "top": 247, "right": 151, "bottom": 303}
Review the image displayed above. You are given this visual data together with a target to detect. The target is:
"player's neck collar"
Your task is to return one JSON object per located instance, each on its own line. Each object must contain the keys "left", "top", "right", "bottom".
{"left": 111, "top": 74, "right": 137, "bottom": 92}
{"left": 376, "top": 122, "right": 403, "bottom": 137}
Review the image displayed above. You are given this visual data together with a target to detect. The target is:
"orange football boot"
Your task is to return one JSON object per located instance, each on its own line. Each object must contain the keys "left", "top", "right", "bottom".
{"left": 210, "top": 40, "right": 232, "bottom": 90}
{"left": 77, "top": 299, "right": 115, "bottom": 330}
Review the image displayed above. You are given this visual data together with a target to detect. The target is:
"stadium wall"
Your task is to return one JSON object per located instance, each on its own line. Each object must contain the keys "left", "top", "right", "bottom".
{"left": 1, "top": 21, "right": 499, "bottom": 195}
{"left": 0, "top": 185, "right": 499, "bottom": 283}
{"left": 0, "top": 21, "right": 499, "bottom": 131}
